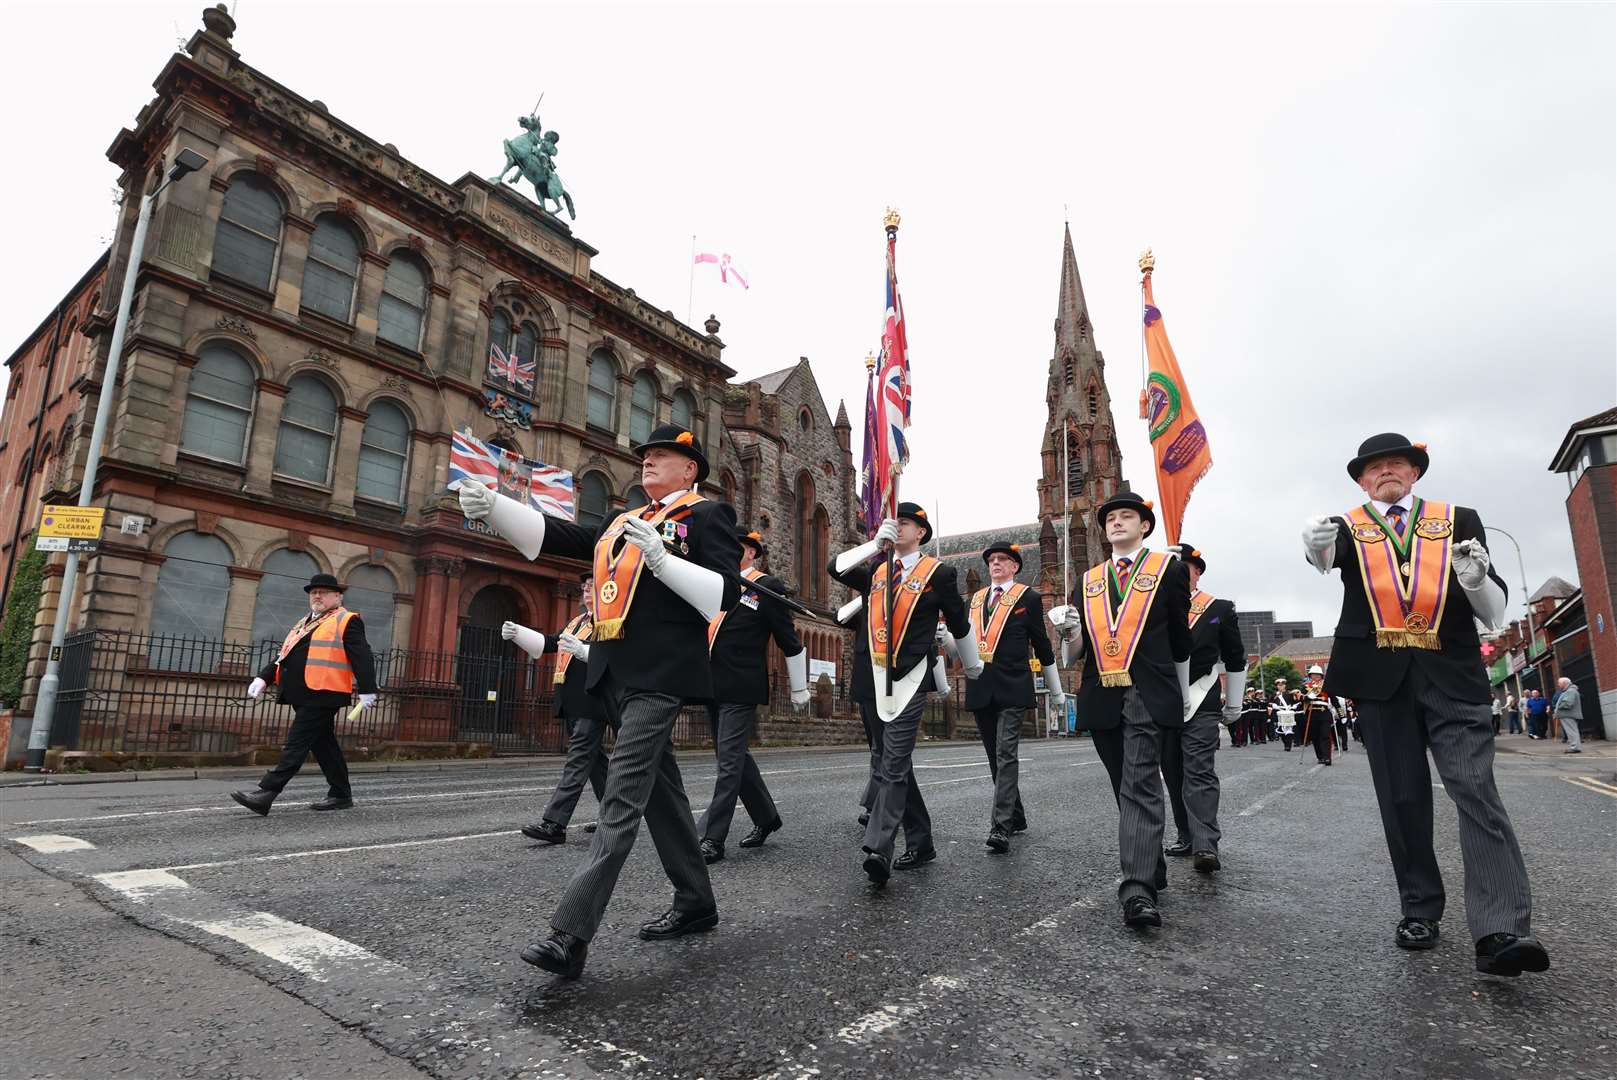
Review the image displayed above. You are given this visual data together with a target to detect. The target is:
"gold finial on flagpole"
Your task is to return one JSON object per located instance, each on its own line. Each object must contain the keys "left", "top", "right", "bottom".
{"left": 865, "top": 350, "right": 878, "bottom": 370}
{"left": 1138, "top": 248, "right": 1155, "bottom": 275}
{"left": 883, "top": 207, "right": 901, "bottom": 233}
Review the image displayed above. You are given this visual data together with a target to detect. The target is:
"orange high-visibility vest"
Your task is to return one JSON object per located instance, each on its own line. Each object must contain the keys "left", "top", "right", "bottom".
{"left": 294, "top": 608, "right": 357, "bottom": 693}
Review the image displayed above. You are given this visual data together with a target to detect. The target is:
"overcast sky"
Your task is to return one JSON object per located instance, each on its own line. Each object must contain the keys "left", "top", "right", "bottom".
{"left": 2, "top": 1, "right": 1612, "bottom": 632}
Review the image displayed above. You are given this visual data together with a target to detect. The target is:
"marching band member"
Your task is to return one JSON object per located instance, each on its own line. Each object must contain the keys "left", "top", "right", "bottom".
{"left": 1299, "top": 665, "right": 1336, "bottom": 766}
{"left": 1271, "top": 678, "right": 1301, "bottom": 750}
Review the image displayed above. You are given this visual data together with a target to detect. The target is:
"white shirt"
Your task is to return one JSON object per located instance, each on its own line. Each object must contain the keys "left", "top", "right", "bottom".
{"left": 1371, "top": 493, "right": 1415, "bottom": 517}
{"left": 648, "top": 488, "right": 687, "bottom": 507}
{"left": 1110, "top": 542, "right": 1147, "bottom": 568}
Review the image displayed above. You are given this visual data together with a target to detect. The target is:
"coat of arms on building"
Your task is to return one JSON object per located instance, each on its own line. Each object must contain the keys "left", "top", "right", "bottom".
{"left": 482, "top": 389, "right": 532, "bottom": 430}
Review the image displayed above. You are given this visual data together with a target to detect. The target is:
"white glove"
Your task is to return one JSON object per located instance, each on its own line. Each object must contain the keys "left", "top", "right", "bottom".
{"left": 1045, "top": 664, "right": 1066, "bottom": 711}
{"left": 559, "top": 632, "right": 590, "bottom": 660}
{"left": 1451, "top": 538, "right": 1490, "bottom": 590}
{"left": 622, "top": 516, "right": 669, "bottom": 574}
{"left": 953, "top": 632, "right": 984, "bottom": 680}
{"left": 1302, "top": 515, "right": 1337, "bottom": 552}
{"left": 458, "top": 479, "right": 496, "bottom": 520}
{"left": 1058, "top": 606, "right": 1082, "bottom": 641}
{"left": 502, "top": 621, "right": 546, "bottom": 658}
{"left": 791, "top": 687, "right": 811, "bottom": 709}
{"left": 501, "top": 621, "right": 519, "bottom": 640}
{"left": 875, "top": 518, "right": 899, "bottom": 546}
{"left": 456, "top": 479, "right": 547, "bottom": 560}
{"left": 357, "top": 693, "right": 377, "bottom": 709}
{"left": 247, "top": 677, "right": 266, "bottom": 700}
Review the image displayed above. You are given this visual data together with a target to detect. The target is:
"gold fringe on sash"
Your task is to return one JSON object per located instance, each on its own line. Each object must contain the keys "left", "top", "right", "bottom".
{"left": 594, "top": 617, "right": 627, "bottom": 641}
{"left": 1376, "top": 630, "right": 1441, "bottom": 650}
{"left": 1100, "top": 671, "right": 1134, "bottom": 687}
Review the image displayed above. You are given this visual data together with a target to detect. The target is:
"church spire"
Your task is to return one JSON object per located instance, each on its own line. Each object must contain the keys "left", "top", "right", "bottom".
{"left": 1054, "top": 222, "right": 1090, "bottom": 355}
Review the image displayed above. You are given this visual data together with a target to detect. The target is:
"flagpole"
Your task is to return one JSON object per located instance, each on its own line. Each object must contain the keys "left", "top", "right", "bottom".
{"left": 882, "top": 211, "right": 901, "bottom": 698}
{"left": 686, "top": 234, "right": 696, "bottom": 325}
{"left": 1061, "top": 427, "right": 1071, "bottom": 604}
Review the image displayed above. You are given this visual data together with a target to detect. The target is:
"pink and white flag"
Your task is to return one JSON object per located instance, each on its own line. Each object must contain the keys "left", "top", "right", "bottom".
{"left": 694, "top": 251, "right": 750, "bottom": 289}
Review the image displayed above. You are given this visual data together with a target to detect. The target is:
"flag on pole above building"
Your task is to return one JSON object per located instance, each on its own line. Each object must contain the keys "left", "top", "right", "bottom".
{"left": 1138, "top": 252, "right": 1211, "bottom": 545}
{"left": 693, "top": 251, "right": 750, "bottom": 289}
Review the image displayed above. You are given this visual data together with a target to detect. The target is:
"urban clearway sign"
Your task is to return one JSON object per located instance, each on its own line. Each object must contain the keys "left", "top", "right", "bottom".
{"left": 35, "top": 505, "right": 107, "bottom": 553}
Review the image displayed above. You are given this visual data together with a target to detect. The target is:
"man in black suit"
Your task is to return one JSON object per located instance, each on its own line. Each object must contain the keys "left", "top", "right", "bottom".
{"left": 460, "top": 423, "right": 741, "bottom": 979}
{"left": 1302, "top": 432, "right": 1548, "bottom": 977}
{"left": 231, "top": 574, "right": 377, "bottom": 815}
{"left": 963, "top": 540, "right": 1061, "bottom": 854}
{"left": 696, "top": 529, "right": 810, "bottom": 863}
{"left": 837, "top": 593, "right": 879, "bottom": 828}
{"left": 1053, "top": 491, "right": 1191, "bottom": 929}
{"left": 504, "top": 574, "right": 608, "bottom": 845}
{"left": 830, "top": 502, "right": 981, "bottom": 886}
{"left": 1158, "top": 543, "right": 1246, "bottom": 873}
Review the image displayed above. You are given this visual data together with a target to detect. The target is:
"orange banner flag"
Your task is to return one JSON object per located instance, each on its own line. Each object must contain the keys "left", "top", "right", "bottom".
{"left": 1137, "top": 265, "right": 1211, "bottom": 545}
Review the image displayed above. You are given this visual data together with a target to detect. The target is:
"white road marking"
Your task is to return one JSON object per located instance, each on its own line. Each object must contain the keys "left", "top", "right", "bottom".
{"left": 9, "top": 833, "right": 95, "bottom": 852}
{"left": 835, "top": 975, "right": 963, "bottom": 1044}
{"left": 94, "top": 868, "right": 191, "bottom": 898}
{"left": 1236, "top": 764, "right": 1325, "bottom": 817}
{"left": 153, "top": 828, "right": 526, "bottom": 873}
{"left": 183, "top": 910, "right": 401, "bottom": 983}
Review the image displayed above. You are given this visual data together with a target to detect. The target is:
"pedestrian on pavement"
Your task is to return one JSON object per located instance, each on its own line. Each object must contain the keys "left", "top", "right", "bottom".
{"left": 1056, "top": 491, "right": 1193, "bottom": 930}
{"left": 1526, "top": 691, "right": 1549, "bottom": 738}
{"left": 695, "top": 528, "right": 810, "bottom": 864}
{"left": 1158, "top": 543, "right": 1245, "bottom": 873}
{"left": 1302, "top": 432, "right": 1549, "bottom": 977}
{"left": 461, "top": 423, "right": 742, "bottom": 979}
{"left": 1490, "top": 695, "right": 1502, "bottom": 736}
{"left": 231, "top": 574, "right": 377, "bottom": 816}
{"left": 507, "top": 574, "right": 609, "bottom": 846}
{"left": 1505, "top": 692, "right": 1520, "bottom": 735}
{"left": 965, "top": 540, "right": 1062, "bottom": 854}
{"left": 830, "top": 503, "right": 981, "bottom": 886}
{"left": 1552, "top": 677, "right": 1584, "bottom": 754}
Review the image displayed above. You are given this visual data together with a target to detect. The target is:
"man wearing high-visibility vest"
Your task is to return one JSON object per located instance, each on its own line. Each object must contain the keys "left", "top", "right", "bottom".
{"left": 231, "top": 573, "right": 377, "bottom": 815}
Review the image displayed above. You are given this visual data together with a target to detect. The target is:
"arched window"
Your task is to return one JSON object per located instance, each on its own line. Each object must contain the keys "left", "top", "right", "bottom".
{"left": 489, "top": 310, "right": 513, "bottom": 355}
{"left": 512, "top": 324, "right": 538, "bottom": 389}
{"left": 718, "top": 468, "right": 737, "bottom": 507}
{"left": 274, "top": 376, "right": 338, "bottom": 485}
{"left": 671, "top": 389, "right": 697, "bottom": 432}
{"left": 377, "top": 254, "right": 427, "bottom": 351}
{"left": 1087, "top": 385, "right": 1099, "bottom": 420}
{"left": 250, "top": 549, "right": 321, "bottom": 646}
{"left": 180, "top": 343, "right": 256, "bottom": 464}
{"left": 486, "top": 309, "right": 539, "bottom": 399}
{"left": 344, "top": 565, "right": 398, "bottom": 665}
{"left": 1065, "top": 431, "right": 1083, "bottom": 497}
{"left": 149, "top": 531, "right": 234, "bottom": 667}
{"left": 794, "top": 473, "right": 817, "bottom": 600}
{"left": 798, "top": 407, "right": 813, "bottom": 434}
{"left": 212, "top": 174, "right": 282, "bottom": 290}
{"left": 356, "top": 401, "right": 410, "bottom": 505}
{"left": 629, "top": 371, "right": 658, "bottom": 443}
{"left": 301, "top": 214, "right": 361, "bottom": 321}
{"left": 577, "top": 473, "right": 609, "bottom": 529}
{"left": 587, "top": 350, "right": 618, "bottom": 430}
{"left": 1063, "top": 353, "right": 1075, "bottom": 387}
{"left": 811, "top": 505, "right": 830, "bottom": 604}
{"left": 626, "top": 484, "right": 649, "bottom": 509}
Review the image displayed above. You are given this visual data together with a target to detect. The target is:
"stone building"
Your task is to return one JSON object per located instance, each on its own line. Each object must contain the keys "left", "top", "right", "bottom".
{"left": 0, "top": 6, "right": 858, "bottom": 737}
{"left": 933, "top": 523, "right": 1044, "bottom": 601}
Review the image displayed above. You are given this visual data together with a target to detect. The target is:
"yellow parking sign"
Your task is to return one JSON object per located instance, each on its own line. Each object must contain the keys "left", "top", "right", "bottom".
{"left": 36, "top": 506, "right": 107, "bottom": 553}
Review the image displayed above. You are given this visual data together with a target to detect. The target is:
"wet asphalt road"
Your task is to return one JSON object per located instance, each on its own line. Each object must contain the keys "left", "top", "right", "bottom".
{"left": 2, "top": 736, "right": 1612, "bottom": 1080}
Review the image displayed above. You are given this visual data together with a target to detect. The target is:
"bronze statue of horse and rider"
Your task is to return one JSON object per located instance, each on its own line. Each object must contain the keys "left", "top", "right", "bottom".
{"left": 490, "top": 113, "right": 577, "bottom": 221}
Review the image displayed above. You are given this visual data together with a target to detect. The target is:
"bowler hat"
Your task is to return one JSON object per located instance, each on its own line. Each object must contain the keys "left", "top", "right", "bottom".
{"left": 738, "top": 528, "right": 768, "bottom": 559}
{"left": 303, "top": 573, "right": 346, "bottom": 594}
{"left": 1347, "top": 433, "right": 1428, "bottom": 481}
{"left": 1096, "top": 491, "right": 1156, "bottom": 538}
{"left": 981, "top": 541, "right": 1023, "bottom": 569}
{"left": 1171, "top": 542, "right": 1206, "bottom": 573}
{"left": 896, "top": 501, "right": 933, "bottom": 544}
{"left": 632, "top": 423, "right": 710, "bottom": 484}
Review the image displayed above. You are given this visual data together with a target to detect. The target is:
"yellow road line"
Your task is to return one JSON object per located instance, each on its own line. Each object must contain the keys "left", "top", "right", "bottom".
{"left": 1573, "top": 774, "right": 1617, "bottom": 794}
{"left": 1561, "top": 776, "right": 1617, "bottom": 800}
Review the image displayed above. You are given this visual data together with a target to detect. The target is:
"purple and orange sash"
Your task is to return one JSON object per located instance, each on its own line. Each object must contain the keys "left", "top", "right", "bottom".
{"left": 1188, "top": 590, "right": 1215, "bottom": 629}
{"left": 552, "top": 613, "right": 593, "bottom": 684}
{"left": 1344, "top": 499, "right": 1454, "bottom": 650}
{"left": 868, "top": 555, "right": 942, "bottom": 666}
{"left": 707, "top": 567, "right": 764, "bottom": 651}
{"left": 971, "top": 582, "right": 1028, "bottom": 663}
{"left": 591, "top": 491, "right": 706, "bottom": 641}
{"left": 1081, "top": 549, "right": 1173, "bottom": 687}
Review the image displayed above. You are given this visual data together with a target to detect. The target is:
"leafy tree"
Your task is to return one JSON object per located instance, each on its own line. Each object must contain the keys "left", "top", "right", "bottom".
{"left": 0, "top": 539, "right": 47, "bottom": 708}
{"left": 1248, "top": 655, "right": 1304, "bottom": 696}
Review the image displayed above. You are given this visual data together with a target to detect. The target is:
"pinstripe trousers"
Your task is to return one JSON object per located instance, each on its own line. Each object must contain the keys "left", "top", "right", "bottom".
{"left": 1356, "top": 665, "right": 1533, "bottom": 940}
{"left": 551, "top": 674, "right": 714, "bottom": 941}
{"left": 861, "top": 690, "right": 933, "bottom": 860}
{"left": 542, "top": 716, "right": 610, "bottom": 827}
{"left": 1115, "top": 690, "right": 1168, "bottom": 903}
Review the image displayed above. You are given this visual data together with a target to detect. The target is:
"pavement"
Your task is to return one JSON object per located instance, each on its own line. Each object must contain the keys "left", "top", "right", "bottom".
{"left": 2, "top": 735, "right": 1613, "bottom": 1080}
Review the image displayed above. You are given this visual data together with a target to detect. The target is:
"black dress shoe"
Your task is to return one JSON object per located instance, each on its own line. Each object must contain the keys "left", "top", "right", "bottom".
{"left": 1165, "top": 837, "right": 1193, "bottom": 857}
{"left": 520, "top": 930, "right": 588, "bottom": 978}
{"left": 639, "top": 907, "right": 719, "bottom": 941}
{"left": 1123, "top": 896, "right": 1163, "bottom": 928}
{"left": 584, "top": 823, "right": 598, "bottom": 833}
{"left": 1475, "top": 933, "right": 1550, "bottom": 977}
{"left": 1193, "top": 850, "right": 1221, "bottom": 874}
{"left": 231, "top": 789, "right": 275, "bottom": 816}
{"left": 522, "top": 820, "right": 567, "bottom": 844}
{"left": 862, "top": 850, "right": 891, "bottom": 884}
{"left": 1395, "top": 917, "right": 1440, "bottom": 951}
{"left": 700, "top": 838, "right": 724, "bottom": 864}
{"left": 893, "top": 847, "right": 936, "bottom": 870}
{"left": 985, "top": 826, "right": 1010, "bottom": 854}
{"left": 738, "top": 817, "right": 781, "bottom": 848}
{"left": 310, "top": 796, "right": 353, "bottom": 811}
{"left": 857, "top": 812, "right": 870, "bottom": 827}
{"left": 1011, "top": 818, "right": 1028, "bottom": 835}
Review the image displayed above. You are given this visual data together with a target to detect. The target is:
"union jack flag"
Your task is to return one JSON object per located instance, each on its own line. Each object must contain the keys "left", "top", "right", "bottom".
{"left": 487, "top": 342, "right": 536, "bottom": 396}
{"left": 448, "top": 429, "right": 574, "bottom": 519}
{"left": 861, "top": 226, "right": 911, "bottom": 523}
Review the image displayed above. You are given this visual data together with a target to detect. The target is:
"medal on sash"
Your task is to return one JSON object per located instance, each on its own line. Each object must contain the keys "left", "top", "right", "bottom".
{"left": 1081, "top": 550, "right": 1172, "bottom": 686}
{"left": 591, "top": 491, "right": 706, "bottom": 640}
{"left": 1344, "top": 499, "right": 1455, "bottom": 650}
{"left": 553, "top": 614, "right": 593, "bottom": 684}
{"left": 970, "top": 582, "right": 1029, "bottom": 664}
{"left": 707, "top": 567, "right": 764, "bottom": 651}
{"left": 868, "top": 556, "right": 942, "bottom": 666}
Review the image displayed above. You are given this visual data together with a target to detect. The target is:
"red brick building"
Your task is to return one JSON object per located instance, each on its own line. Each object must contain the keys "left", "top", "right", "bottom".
{"left": 1550, "top": 407, "right": 1617, "bottom": 738}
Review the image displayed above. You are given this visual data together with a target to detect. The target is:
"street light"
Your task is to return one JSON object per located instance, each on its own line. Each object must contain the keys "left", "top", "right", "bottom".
{"left": 23, "top": 147, "right": 210, "bottom": 771}
{"left": 1487, "top": 526, "right": 1536, "bottom": 712}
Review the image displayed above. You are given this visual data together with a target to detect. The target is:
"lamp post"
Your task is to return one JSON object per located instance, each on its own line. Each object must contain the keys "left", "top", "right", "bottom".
{"left": 23, "top": 148, "right": 210, "bottom": 771}
{"left": 1487, "top": 526, "right": 1535, "bottom": 721}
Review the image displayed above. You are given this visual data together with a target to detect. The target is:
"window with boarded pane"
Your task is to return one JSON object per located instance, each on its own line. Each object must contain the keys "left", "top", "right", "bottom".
{"left": 577, "top": 473, "right": 609, "bottom": 529}
{"left": 149, "top": 532, "right": 233, "bottom": 669}
{"left": 274, "top": 376, "right": 338, "bottom": 485}
{"left": 671, "top": 389, "right": 696, "bottom": 432}
{"left": 629, "top": 372, "right": 657, "bottom": 443}
{"left": 301, "top": 215, "right": 360, "bottom": 321}
{"left": 377, "top": 255, "right": 427, "bottom": 350}
{"left": 250, "top": 549, "right": 320, "bottom": 646}
{"left": 180, "top": 344, "right": 256, "bottom": 464}
{"left": 587, "top": 351, "right": 617, "bottom": 430}
{"left": 211, "top": 175, "right": 282, "bottom": 290}
{"left": 356, "top": 401, "right": 410, "bottom": 505}
{"left": 343, "top": 565, "right": 397, "bottom": 672}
